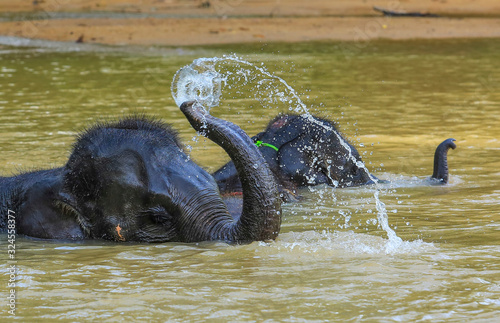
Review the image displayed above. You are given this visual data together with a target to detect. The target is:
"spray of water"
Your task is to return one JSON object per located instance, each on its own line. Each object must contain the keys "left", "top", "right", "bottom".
{"left": 171, "top": 55, "right": 403, "bottom": 251}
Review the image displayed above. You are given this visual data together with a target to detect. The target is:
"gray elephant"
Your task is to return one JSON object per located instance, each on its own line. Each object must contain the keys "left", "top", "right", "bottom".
{"left": 0, "top": 101, "right": 281, "bottom": 242}
{"left": 213, "top": 114, "right": 456, "bottom": 199}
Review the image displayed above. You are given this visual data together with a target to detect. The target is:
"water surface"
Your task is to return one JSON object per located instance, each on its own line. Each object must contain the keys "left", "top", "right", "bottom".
{"left": 0, "top": 38, "right": 499, "bottom": 321}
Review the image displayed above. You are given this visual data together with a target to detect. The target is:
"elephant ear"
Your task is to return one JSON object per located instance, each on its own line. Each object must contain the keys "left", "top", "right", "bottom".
{"left": 277, "top": 137, "right": 330, "bottom": 186}
{"left": 267, "top": 114, "right": 291, "bottom": 130}
{"left": 261, "top": 114, "right": 303, "bottom": 147}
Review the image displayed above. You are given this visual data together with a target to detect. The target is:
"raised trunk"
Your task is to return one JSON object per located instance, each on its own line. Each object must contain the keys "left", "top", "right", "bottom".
{"left": 180, "top": 101, "right": 281, "bottom": 242}
{"left": 431, "top": 138, "right": 456, "bottom": 184}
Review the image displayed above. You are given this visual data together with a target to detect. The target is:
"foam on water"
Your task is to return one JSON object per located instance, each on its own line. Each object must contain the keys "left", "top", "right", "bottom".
{"left": 171, "top": 55, "right": 404, "bottom": 251}
{"left": 257, "top": 231, "right": 434, "bottom": 258}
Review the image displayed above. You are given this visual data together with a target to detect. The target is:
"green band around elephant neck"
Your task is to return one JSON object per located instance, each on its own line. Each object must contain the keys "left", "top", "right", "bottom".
{"left": 255, "top": 140, "right": 279, "bottom": 152}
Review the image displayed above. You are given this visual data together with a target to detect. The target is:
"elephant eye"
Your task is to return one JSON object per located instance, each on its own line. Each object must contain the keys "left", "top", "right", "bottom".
{"left": 53, "top": 199, "right": 80, "bottom": 218}
{"left": 53, "top": 199, "right": 91, "bottom": 235}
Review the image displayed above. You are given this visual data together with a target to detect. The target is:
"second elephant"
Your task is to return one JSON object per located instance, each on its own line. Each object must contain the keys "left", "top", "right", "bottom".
{"left": 213, "top": 113, "right": 456, "bottom": 198}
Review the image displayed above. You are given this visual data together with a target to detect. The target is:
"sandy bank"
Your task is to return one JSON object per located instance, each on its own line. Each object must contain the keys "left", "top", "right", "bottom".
{"left": 0, "top": 0, "right": 499, "bottom": 46}
{"left": 2, "top": 16, "right": 500, "bottom": 46}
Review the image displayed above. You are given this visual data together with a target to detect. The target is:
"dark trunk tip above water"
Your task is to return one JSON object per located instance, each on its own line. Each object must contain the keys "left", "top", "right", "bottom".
{"left": 432, "top": 138, "right": 456, "bottom": 184}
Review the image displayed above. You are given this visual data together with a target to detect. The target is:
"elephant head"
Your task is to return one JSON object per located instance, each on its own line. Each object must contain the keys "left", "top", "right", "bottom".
{"left": 1, "top": 101, "right": 281, "bottom": 243}
{"left": 214, "top": 113, "right": 375, "bottom": 197}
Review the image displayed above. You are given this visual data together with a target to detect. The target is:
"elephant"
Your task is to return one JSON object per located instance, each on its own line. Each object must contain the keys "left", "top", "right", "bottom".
{"left": 213, "top": 113, "right": 456, "bottom": 198}
{"left": 0, "top": 101, "right": 281, "bottom": 243}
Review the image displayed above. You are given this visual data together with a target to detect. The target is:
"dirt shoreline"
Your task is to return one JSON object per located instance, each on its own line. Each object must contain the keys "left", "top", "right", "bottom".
{"left": 1, "top": 0, "right": 499, "bottom": 46}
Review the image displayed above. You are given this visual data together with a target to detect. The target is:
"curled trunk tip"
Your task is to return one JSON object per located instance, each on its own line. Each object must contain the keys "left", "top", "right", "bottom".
{"left": 441, "top": 138, "right": 457, "bottom": 150}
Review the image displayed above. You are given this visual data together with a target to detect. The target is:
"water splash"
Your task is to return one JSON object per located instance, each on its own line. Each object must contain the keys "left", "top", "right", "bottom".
{"left": 172, "top": 58, "right": 222, "bottom": 108}
{"left": 171, "top": 55, "right": 403, "bottom": 250}
{"left": 172, "top": 55, "right": 308, "bottom": 113}
{"left": 258, "top": 231, "right": 433, "bottom": 257}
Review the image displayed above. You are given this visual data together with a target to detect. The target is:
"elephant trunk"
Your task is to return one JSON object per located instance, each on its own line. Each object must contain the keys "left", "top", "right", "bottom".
{"left": 431, "top": 138, "right": 456, "bottom": 184}
{"left": 173, "top": 187, "right": 235, "bottom": 242}
{"left": 180, "top": 101, "right": 281, "bottom": 242}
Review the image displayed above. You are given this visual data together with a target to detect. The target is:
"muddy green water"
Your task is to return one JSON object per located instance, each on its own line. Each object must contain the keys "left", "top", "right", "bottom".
{"left": 0, "top": 38, "right": 499, "bottom": 321}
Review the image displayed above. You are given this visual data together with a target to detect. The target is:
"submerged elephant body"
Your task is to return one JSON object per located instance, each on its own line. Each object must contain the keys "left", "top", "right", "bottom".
{"left": 0, "top": 102, "right": 281, "bottom": 242}
{"left": 214, "top": 113, "right": 456, "bottom": 197}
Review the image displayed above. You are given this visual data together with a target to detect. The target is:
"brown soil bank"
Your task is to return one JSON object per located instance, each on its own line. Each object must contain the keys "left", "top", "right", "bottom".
{"left": 0, "top": 0, "right": 499, "bottom": 46}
